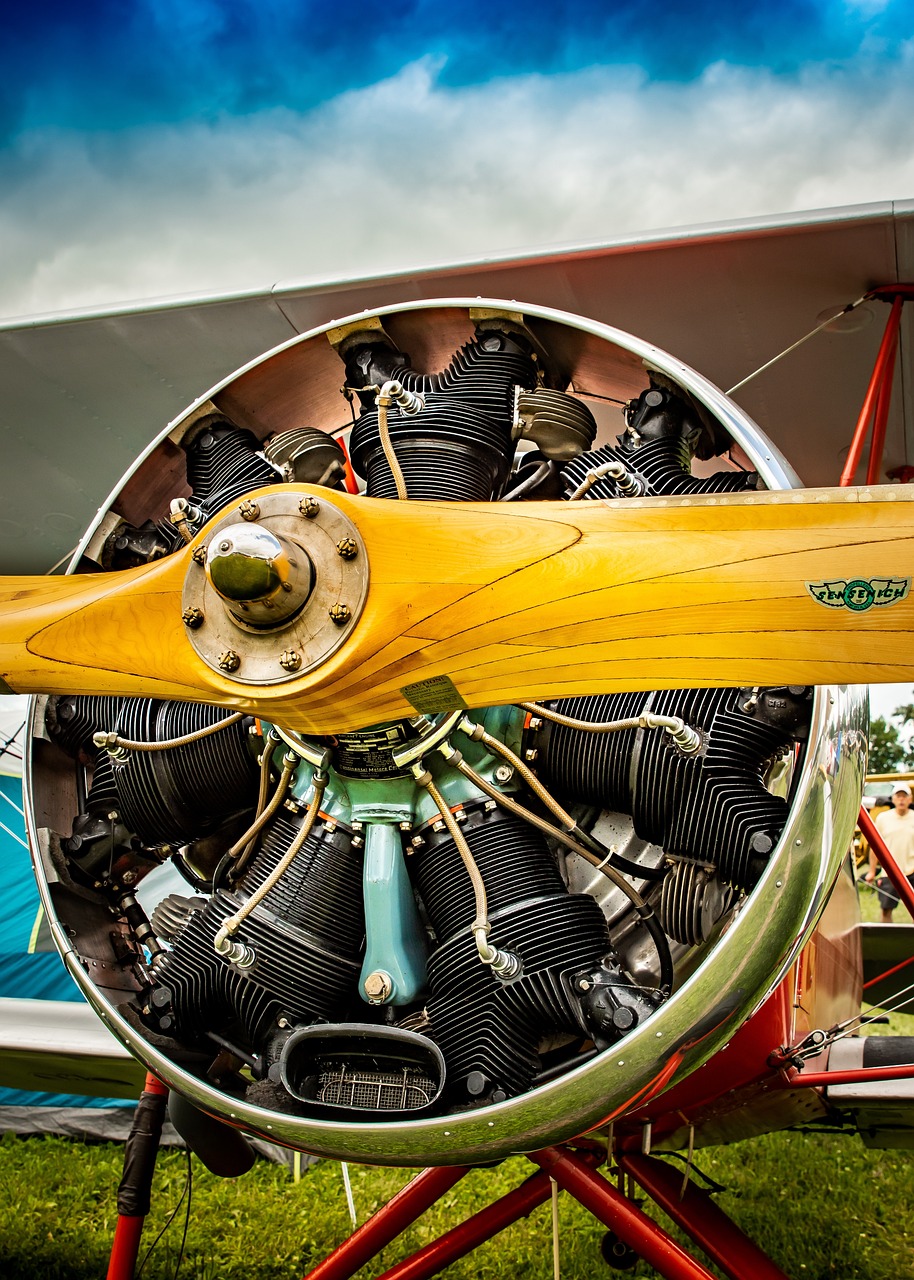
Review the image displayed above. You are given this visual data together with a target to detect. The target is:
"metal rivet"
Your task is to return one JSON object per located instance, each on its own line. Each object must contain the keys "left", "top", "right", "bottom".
{"left": 191, "top": 543, "right": 208, "bottom": 565}
{"left": 329, "top": 603, "right": 351, "bottom": 625}
{"left": 336, "top": 537, "right": 358, "bottom": 560}
{"left": 299, "top": 497, "right": 320, "bottom": 518}
{"left": 239, "top": 499, "right": 260, "bottom": 521}
{"left": 181, "top": 606, "right": 205, "bottom": 629}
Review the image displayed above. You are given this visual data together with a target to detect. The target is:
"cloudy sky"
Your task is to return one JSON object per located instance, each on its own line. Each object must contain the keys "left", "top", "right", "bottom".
{"left": 2, "top": 0, "right": 913, "bottom": 320}
{"left": 2, "top": 1, "right": 913, "bottom": 722}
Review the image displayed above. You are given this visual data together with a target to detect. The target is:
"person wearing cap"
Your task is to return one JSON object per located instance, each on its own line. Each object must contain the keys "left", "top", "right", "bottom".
{"left": 866, "top": 782, "right": 914, "bottom": 923}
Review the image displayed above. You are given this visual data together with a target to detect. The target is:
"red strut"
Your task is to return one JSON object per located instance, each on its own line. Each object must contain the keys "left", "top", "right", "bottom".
{"left": 527, "top": 1146, "right": 717, "bottom": 1280}
{"left": 858, "top": 804, "right": 914, "bottom": 921}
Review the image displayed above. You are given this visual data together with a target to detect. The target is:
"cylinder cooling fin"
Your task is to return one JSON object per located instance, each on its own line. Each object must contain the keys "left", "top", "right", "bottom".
{"left": 25, "top": 299, "right": 867, "bottom": 1168}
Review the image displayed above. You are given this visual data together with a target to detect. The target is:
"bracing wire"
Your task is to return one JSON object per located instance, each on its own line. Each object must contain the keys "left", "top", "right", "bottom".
{"left": 135, "top": 1148, "right": 193, "bottom": 1280}
{"left": 725, "top": 296, "right": 868, "bottom": 396}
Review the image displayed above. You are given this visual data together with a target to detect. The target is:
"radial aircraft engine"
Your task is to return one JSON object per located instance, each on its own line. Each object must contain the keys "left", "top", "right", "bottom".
{"left": 8, "top": 299, "right": 880, "bottom": 1168}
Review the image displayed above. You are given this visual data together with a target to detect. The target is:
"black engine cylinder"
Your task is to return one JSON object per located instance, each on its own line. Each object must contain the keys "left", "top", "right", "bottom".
{"left": 348, "top": 335, "right": 538, "bottom": 502}
{"left": 412, "top": 804, "right": 620, "bottom": 1099}
{"left": 148, "top": 810, "right": 364, "bottom": 1051}
{"left": 531, "top": 687, "right": 809, "bottom": 890}
{"left": 560, "top": 383, "right": 757, "bottom": 501}
{"left": 49, "top": 696, "right": 259, "bottom": 852}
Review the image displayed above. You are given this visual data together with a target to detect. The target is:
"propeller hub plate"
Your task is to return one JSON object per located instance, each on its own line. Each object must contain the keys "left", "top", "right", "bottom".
{"left": 181, "top": 488, "right": 369, "bottom": 684}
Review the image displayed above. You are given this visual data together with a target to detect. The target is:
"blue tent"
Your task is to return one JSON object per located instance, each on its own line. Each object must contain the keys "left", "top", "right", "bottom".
{"left": 0, "top": 705, "right": 134, "bottom": 1116}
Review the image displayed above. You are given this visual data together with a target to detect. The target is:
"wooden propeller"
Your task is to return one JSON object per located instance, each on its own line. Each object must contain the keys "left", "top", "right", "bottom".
{"left": 1, "top": 483, "right": 913, "bottom": 735}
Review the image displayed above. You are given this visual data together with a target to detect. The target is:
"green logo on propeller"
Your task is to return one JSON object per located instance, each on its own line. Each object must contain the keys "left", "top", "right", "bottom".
{"left": 806, "top": 576, "right": 910, "bottom": 612}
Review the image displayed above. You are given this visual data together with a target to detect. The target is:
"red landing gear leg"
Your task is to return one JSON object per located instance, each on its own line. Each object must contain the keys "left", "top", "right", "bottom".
{"left": 106, "top": 1071, "right": 169, "bottom": 1280}
{"left": 303, "top": 1165, "right": 469, "bottom": 1280}
{"left": 373, "top": 1152, "right": 602, "bottom": 1280}
{"left": 619, "top": 1153, "right": 789, "bottom": 1280}
{"left": 528, "top": 1147, "right": 717, "bottom": 1280}
{"left": 303, "top": 1142, "right": 790, "bottom": 1280}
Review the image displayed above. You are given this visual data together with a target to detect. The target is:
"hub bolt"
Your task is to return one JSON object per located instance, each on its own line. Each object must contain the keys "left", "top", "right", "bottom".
{"left": 329, "top": 603, "right": 351, "bottom": 625}
{"left": 238, "top": 499, "right": 260, "bottom": 521}
{"left": 181, "top": 607, "right": 205, "bottom": 629}
{"left": 218, "top": 649, "right": 241, "bottom": 672}
{"left": 336, "top": 537, "right": 358, "bottom": 560}
{"left": 191, "top": 543, "right": 208, "bottom": 565}
{"left": 279, "top": 649, "right": 303, "bottom": 673}
{"left": 299, "top": 497, "right": 320, "bottom": 518}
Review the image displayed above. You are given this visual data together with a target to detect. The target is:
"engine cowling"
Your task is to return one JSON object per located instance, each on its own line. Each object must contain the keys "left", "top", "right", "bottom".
{"left": 25, "top": 299, "right": 866, "bottom": 1166}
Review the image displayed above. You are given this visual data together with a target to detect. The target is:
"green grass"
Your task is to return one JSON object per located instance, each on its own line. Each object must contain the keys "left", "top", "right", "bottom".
{"left": 856, "top": 873, "right": 914, "bottom": 929}
{"left": 1, "top": 1130, "right": 913, "bottom": 1280}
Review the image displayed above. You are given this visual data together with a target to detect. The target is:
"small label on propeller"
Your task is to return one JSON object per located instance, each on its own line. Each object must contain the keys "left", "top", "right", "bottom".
{"left": 401, "top": 675, "right": 468, "bottom": 714}
{"left": 805, "top": 576, "right": 910, "bottom": 611}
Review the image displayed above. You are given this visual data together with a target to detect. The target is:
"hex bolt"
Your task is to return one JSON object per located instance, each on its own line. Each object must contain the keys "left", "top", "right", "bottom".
{"left": 494, "top": 764, "right": 514, "bottom": 783}
{"left": 191, "top": 543, "right": 208, "bottom": 565}
{"left": 299, "top": 496, "right": 320, "bottom": 518}
{"left": 329, "top": 603, "right": 351, "bottom": 625}
{"left": 279, "top": 649, "right": 302, "bottom": 673}
{"left": 181, "top": 606, "right": 205, "bottom": 629}
{"left": 218, "top": 649, "right": 241, "bottom": 672}
{"left": 336, "top": 537, "right": 358, "bottom": 560}
{"left": 238, "top": 499, "right": 260, "bottom": 522}
{"left": 524, "top": 748, "right": 538, "bottom": 763}
{"left": 363, "top": 970, "right": 393, "bottom": 1003}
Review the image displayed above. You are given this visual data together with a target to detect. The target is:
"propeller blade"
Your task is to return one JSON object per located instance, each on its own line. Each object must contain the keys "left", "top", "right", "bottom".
{"left": 2, "top": 484, "right": 913, "bottom": 733}
{"left": 0, "top": 550, "right": 208, "bottom": 702}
